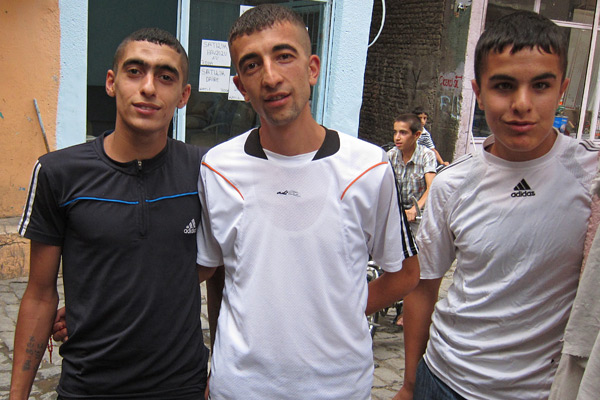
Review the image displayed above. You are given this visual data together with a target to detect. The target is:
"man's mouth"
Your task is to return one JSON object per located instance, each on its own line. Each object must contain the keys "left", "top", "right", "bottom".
{"left": 505, "top": 120, "right": 536, "bottom": 133}
{"left": 134, "top": 102, "right": 160, "bottom": 111}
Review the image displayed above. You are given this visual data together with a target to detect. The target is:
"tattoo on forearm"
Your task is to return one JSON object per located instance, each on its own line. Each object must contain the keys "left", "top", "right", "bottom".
{"left": 22, "top": 336, "right": 45, "bottom": 371}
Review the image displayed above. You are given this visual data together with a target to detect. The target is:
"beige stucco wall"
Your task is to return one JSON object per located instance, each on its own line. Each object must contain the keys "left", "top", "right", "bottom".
{"left": 0, "top": 0, "right": 60, "bottom": 218}
{"left": 0, "top": 0, "right": 60, "bottom": 278}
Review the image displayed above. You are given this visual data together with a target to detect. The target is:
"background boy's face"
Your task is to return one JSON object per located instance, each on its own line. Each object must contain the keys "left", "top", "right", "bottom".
{"left": 472, "top": 46, "right": 569, "bottom": 161}
{"left": 417, "top": 113, "right": 427, "bottom": 128}
{"left": 393, "top": 121, "right": 421, "bottom": 152}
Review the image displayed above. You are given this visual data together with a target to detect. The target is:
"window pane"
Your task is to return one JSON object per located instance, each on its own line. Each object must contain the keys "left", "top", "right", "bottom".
{"left": 472, "top": 0, "right": 538, "bottom": 138}
{"left": 185, "top": 0, "right": 327, "bottom": 148}
{"left": 540, "top": 0, "right": 597, "bottom": 24}
{"left": 485, "top": 0, "right": 535, "bottom": 25}
{"left": 583, "top": 32, "right": 600, "bottom": 138}
{"left": 472, "top": 11, "right": 596, "bottom": 139}
{"left": 563, "top": 26, "right": 592, "bottom": 137}
{"left": 87, "top": 0, "right": 178, "bottom": 140}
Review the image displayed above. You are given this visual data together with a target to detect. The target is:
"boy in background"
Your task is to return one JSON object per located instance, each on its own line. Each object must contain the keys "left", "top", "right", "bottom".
{"left": 387, "top": 113, "right": 437, "bottom": 235}
{"left": 412, "top": 107, "right": 449, "bottom": 166}
{"left": 396, "top": 11, "right": 599, "bottom": 400}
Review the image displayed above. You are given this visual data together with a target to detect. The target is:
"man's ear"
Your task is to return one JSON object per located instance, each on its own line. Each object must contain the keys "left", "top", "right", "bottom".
{"left": 559, "top": 78, "right": 570, "bottom": 98}
{"left": 178, "top": 84, "right": 192, "bottom": 109}
{"left": 308, "top": 55, "right": 320, "bottom": 86}
{"left": 414, "top": 130, "right": 422, "bottom": 139}
{"left": 233, "top": 75, "right": 250, "bottom": 102}
{"left": 471, "top": 79, "right": 483, "bottom": 110}
{"left": 106, "top": 70, "right": 116, "bottom": 98}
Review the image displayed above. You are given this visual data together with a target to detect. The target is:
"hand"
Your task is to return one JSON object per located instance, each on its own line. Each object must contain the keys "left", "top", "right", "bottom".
{"left": 441, "top": 161, "right": 449, "bottom": 166}
{"left": 405, "top": 207, "right": 417, "bottom": 222}
{"left": 52, "top": 306, "right": 68, "bottom": 342}
{"left": 392, "top": 384, "right": 413, "bottom": 400}
{"left": 204, "top": 375, "right": 210, "bottom": 400}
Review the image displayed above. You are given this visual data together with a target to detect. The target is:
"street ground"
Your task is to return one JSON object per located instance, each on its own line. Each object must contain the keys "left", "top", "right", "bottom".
{"left": 0, "top": 267, "right": 454, "bottom": 399}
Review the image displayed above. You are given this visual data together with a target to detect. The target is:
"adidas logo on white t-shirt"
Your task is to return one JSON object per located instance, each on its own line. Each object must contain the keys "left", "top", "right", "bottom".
{"left": 184, "top": 219, "right": 197, "bottom": 234}
{"left": 511, "top": 179, "right": 535, "bottom": 198}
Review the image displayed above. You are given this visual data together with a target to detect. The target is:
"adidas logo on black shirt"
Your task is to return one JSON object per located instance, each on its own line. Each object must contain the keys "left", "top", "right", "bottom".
{"left": 511, "top": 179, "right": 535, "bottom": 198}
{"left": 184, "top": 219, "right": 197, "bottom": 234}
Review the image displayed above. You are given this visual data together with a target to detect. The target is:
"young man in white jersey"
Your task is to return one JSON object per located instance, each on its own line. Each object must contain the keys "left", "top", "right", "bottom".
{"left": 395, "top": 10, "right": 599, "bottom": 400}
{"left": 195, "top": 4, "right": 419, "bottom": 399}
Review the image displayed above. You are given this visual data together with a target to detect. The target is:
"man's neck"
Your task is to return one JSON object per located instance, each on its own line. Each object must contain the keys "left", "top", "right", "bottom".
{"left": 258, "top": 110, "right": 325, "bottom": 156}
{"left": 103, "top": 127, "right": 168, "bottom": 163}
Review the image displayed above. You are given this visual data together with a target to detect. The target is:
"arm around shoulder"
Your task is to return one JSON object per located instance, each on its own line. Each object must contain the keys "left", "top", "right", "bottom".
{"left": 10, "top": 241, "right": 61, "bottom": 400}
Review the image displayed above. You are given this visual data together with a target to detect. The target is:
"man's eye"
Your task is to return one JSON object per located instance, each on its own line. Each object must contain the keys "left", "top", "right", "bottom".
{"left": 495, "top": 82, "right": 513, "bottom": 90}
{"left": 128, "top": 68, "right": 141, "bottom": 75}
{"left": 159, "top": 74, "right": 174, "bottom": 82}
{"left": 533, "top": 82, "right": 550, "bottom": 90}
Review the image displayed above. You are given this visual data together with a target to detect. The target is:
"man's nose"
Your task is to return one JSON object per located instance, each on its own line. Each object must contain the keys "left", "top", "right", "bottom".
{"left": 262, "top": 59, "right": 283, "bottom": 88}
{"left": 140, "top": 74, "right": 157, "bottom": 96}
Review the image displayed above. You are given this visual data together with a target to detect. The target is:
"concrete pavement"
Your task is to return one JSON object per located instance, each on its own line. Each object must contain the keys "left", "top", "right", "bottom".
{"left": 0, "top": 269, "right": 453, "bottom": 399}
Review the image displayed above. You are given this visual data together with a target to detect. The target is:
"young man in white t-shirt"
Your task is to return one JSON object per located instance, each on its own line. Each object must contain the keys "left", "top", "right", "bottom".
{"left": 395, "top": 10, "right": 599, "bottom": 400}
{"left": 195, "top": 5, "right": 419, "bottom": 399}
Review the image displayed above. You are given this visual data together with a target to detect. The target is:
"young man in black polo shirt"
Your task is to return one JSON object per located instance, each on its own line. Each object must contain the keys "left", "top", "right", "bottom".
{"left": 10, "top": 28, "right": 209, "bottom": 399}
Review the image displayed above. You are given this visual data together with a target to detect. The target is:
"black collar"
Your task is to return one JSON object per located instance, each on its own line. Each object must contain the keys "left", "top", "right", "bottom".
{"left": 244, "top": 127, "right": 340, "bottom": 160}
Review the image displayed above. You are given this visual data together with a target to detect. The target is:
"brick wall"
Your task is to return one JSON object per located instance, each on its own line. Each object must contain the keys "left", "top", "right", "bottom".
{"left": 359, "top": 0, "right": 463, "bottom": 162}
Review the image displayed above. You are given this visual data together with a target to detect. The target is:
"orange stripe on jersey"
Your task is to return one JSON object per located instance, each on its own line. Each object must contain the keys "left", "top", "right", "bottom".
{"left": 202, "top": 162, "right": 245, "bottom": 200}
{"left": 341, "top": 162, "right": 388, "bottom": 200}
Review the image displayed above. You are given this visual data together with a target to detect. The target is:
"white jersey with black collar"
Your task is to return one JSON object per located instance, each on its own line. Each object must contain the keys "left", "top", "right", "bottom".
{"left": 197, "top": 127, "right": 417, "bottom": 399}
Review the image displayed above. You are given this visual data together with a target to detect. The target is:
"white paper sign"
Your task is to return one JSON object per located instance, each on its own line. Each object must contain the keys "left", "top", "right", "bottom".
{"left": 199, "top": 67, "right": 230, "bottom": 93}
{"left": 200, "top": 39, "right": 231, "bottom": 67}
{"left": 228, "top": 76, "right": 245, "bottom": 101}
{"left": 240, "top": 5, "right": 254, "bottom": 16}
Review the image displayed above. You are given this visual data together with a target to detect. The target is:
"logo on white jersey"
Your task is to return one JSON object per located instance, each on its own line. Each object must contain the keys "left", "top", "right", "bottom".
{"left": 184, "top": 219, "right": 197, "bottom": 234}
{"left": 511, "top": 179, "right": 535, "bottom": 198}
{"left": 276, "top": 190, "right": 300, "bottom": 197}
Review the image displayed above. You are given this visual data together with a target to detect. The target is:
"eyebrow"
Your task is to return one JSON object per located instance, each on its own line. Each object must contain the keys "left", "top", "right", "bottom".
{"left": 122, "top": 58, "right": 180, "bottom": 79}
{"left": 489, "top": 72, "right": 557, "bottom": 82}
{"left": 237, "top": 43, "right": 300, "bottom": 70}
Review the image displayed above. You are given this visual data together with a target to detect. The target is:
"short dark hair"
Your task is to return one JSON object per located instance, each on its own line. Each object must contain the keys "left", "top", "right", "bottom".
{"left": 394, "top": 114, "right": 422, "bottom": 135}
{"left": 228, "top": 4, "right": 308, "bottom": 52}
{"left": 113, "top": 27, "right": 189, "bottom": 83}
{"left": 412, "top": 107, "right": 428, "bottom": 117}
{"left": 474, "top": 10, "right": 568, "bottom": 86}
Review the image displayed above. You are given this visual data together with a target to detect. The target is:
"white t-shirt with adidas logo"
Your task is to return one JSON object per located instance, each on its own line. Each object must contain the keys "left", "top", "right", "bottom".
{"left": 417, "top": 132, "right": 599, "bottom": 400}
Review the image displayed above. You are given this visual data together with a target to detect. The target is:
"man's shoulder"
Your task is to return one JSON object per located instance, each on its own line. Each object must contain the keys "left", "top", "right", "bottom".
{"left": 204, "top": 129, "right": 251, "bottom": 159}
{"left": 336, "top": 130, "right": 386, "bottom": 158}
{"left": 434, "top": 153, "right": 480, "bottom": 185}
{"left": 38, "top": 139, "right": 96, "bottom": 169}
{"left": 168, "top": 138, "right": 208, "bottom": 161}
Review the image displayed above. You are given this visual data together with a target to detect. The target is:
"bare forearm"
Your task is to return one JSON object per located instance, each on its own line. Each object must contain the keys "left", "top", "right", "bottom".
{"left": 433, "top": 148, "right": 445, "bottom": 164}
{"left": 402, "top": 278, "right": 441, "bottom": 392}
{"left": 10, "top": 292, "right": 58, "bottom": 399}
{"left": 366, "top": 256, "right": 419, "bottom": 315}
{"left": 206, "top": 266, "right": 224, "bottom": 350}
{"left": 418, "top": 173, "right": 435, "bottom": 210}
